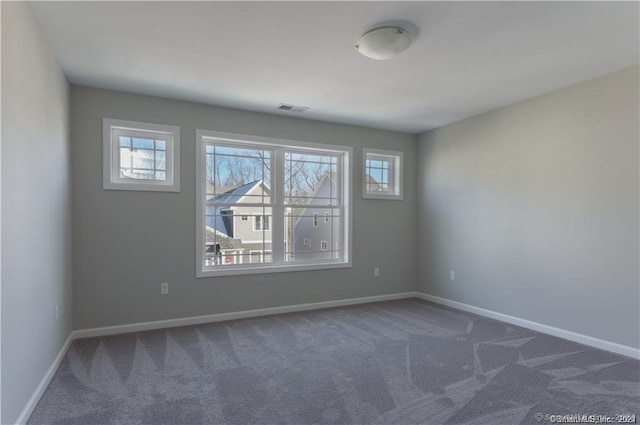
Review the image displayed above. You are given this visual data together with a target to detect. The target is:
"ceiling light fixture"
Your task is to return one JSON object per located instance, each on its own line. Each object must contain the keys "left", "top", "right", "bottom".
{"left": 355, "top": 26, "right": 412, "bottom": 60}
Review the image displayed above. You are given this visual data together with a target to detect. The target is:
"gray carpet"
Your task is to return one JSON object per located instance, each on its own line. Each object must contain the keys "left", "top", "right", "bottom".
{"left": 27, "top": 299, "right": 639, "bottom": 425}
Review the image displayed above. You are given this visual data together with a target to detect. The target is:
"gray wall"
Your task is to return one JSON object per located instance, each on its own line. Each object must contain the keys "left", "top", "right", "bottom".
{"left": 71, "top": 86, "right": 417, "bottom": 330}
{"left": 418, "top": 66, "right": 639, "bottom": 349}
{"left": 1, "top": 3, "right": 72, "bottom": 423}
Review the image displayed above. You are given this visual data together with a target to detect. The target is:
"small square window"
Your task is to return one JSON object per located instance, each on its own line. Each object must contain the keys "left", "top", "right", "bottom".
{"left": 363, "top": 148, "right": 403, "bottom": 200}
{"left": 103, "top": 118, "right": 180, "bottom": 192}
{"left": 254, "top": 215, "right": 270, "bottom": 231}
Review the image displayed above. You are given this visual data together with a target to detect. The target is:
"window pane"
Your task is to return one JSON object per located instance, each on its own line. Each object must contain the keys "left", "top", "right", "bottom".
{"left": 132, "top": 149, "right": 155, "bottom": 169}
{"left": 132, "top": 138, "right": 155, "bottom": 149}
{"left": 120, "top": 144, "right": 165, "bottom": 181}
{"left": 366, "top": 157, "right": 391, "bottom": 192}
{"left": 119, "top": 136, "right": 131, "bottom": 148}
{"left": 381, "top": 169, "right": 389, "bottom": 189}
{"left": 204, "top": 207, "right": 272, "bottom": 267}
{"left": 250, "top": 251, "right": 261, "bottom": 264}
{"left": 120, "top": 147, "right": 131, "bottom": 168}
{"left": 284, "top": 152, "right": 338, "bottom": 206}
{"left": 155, "top": 151, "right": 166, "bottom": 171}
{"left": 155, "top": 139, "right": 166, "bottom": 150}
{"left": 204, "top": 144, "right": 271, "bottom": 202}
{"left": 285, "top": 207, "right": 340, "bottom": 262}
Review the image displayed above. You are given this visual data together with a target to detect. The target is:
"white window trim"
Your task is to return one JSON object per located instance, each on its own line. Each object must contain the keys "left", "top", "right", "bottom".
{"left": 363, "top": 147, "right": 403, "bottom": 200}
{"left": 196, "top": 129, "right": 352, "bottom": 278}
{"left": 103, "top": 118, "right": 180, "bottom": 192}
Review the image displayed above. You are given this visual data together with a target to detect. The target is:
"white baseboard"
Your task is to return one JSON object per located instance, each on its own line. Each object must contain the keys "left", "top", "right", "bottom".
{"left": 73, "top": 292, "right": 417, "bottom": 339}
{"left": 15, "top": 333, "right": 74, "bottom": 425}
{"left": 415, "top": 291, "right": 640, "bottom": 360}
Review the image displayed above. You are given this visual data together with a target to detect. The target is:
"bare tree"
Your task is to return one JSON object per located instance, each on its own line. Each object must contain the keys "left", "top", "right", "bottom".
{"left": 206, "top": 152, "right": 266, "bottom": 194}
{"left": 285, "top": 156, "right": 330, "bottom": 200}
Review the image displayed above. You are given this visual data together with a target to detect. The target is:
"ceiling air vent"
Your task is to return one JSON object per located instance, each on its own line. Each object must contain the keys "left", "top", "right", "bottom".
{"left": 277, "top": 103, "right": 309, "bottom": 113}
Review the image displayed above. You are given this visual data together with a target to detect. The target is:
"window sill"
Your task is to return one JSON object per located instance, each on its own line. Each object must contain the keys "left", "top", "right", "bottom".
{"left": 104, "top": 181, "right": 180, "bottom": 192}
{"left": 196, "top": 260, "right": 352, "bottom": 278}
{"left": 363, "top": 192, "right": 403, "bottom": 200}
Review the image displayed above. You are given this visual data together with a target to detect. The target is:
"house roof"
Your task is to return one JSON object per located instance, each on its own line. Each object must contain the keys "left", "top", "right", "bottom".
{"left": 205, "top": 227, "right": 243, "bottom": 250}
{"left": 213, "top": 180, "right": 262, "bottom": 203}
{"left": 205, "top": 181, "right": 235, "bottom": 197}
{"left": 365, "top": 174, "right": 382, "bottom": 191}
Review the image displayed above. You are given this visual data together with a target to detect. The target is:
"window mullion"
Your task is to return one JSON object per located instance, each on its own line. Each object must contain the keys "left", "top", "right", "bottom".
{"left": 272, "top": 148, "right": 285, "bottom": 264}
{"left": 112, "top": 132, "right": 120, "bottom": 181}
{"left": 196, "top": 137, "right": 206, "bottom": 273}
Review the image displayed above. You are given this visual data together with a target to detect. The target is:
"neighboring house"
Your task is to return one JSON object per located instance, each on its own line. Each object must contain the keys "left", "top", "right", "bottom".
{"left": 205, "top": 180, "right": 272, "bottom": 265}
{"left": 292, "top": 173, "right": 340, "bottom": 261}
{"left": 292, "top": 173, "right": 380, "bottom": 261}
{"left": 205, "top": 227, "right": 244, "bottom": 265}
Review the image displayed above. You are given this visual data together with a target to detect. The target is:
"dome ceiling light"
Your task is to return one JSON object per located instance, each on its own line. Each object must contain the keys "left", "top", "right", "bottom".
{"left": 355, "top": 26, "right": 412, "bottom": 60}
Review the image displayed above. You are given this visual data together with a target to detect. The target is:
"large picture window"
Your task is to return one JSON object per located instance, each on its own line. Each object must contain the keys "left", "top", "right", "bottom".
{"left": 196, "top": 130, "right": 351, "bottom": 277}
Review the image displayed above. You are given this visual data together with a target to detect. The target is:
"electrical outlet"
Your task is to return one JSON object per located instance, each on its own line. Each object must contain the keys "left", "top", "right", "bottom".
{"left": 374, "top": 267, "right": 380, "bottom": 277}
{"left": 450, "top": 270, "right": 455, "bottom": 280}
{"left": 161, "top": 282, "right": 169, "bottom": 295}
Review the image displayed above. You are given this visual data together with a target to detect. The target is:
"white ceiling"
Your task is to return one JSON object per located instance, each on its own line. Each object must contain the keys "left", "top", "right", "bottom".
{"left": 29, "top": 1, "right": 639, "bottom": 134}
